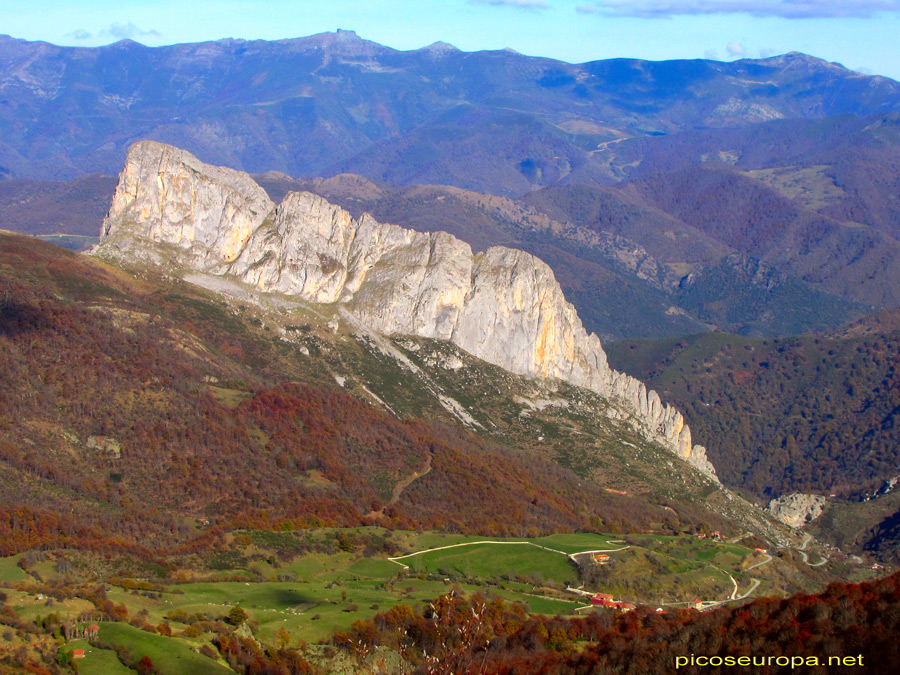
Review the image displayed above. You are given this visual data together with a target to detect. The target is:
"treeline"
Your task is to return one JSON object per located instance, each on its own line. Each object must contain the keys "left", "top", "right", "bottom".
{"left": 214, "top": 634, "right": 315, "bottom": 675}
{"left": 334, "top": 572, "right": 900, "bottom": 673}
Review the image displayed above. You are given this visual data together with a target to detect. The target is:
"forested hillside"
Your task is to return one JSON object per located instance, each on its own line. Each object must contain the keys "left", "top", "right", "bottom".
{"left": 1, "top": 231, "right": 735, "bottom": 560}
{"left": 330, "top": 572, "right": 900, "bottom": 674}
{"left": 606, "top": 325, "right": 900, "bottom": 499}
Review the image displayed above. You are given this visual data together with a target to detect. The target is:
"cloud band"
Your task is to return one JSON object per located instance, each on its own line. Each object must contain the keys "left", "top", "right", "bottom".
{"left": 576, "top": 0, "right": 900, "bottom": 19}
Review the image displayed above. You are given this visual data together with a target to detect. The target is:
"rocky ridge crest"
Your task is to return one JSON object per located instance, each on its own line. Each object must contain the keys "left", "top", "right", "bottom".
{"left": 96, "top": 141, "right": 718, "bottom": 479}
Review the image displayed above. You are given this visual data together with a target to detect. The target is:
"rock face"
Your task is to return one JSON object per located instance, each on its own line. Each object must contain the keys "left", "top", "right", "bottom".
{"left": 767, "top": 493, "right": 828, "bottom": 528}
{"left": 101, "top": 140, "right": 274, "bottom": 265}
{"left": 97, "top": 141, "right": 718, "bottom": 479}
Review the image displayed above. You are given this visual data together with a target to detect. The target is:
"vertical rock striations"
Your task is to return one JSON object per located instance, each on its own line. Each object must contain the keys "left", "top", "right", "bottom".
{"left": 97, "top": 141, "right": 718, "bottom": 479}
{"left": 101, "top": 140, "right": 274, "bottom": 266}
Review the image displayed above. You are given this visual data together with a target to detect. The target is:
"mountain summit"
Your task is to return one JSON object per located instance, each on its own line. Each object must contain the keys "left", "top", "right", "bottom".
{"left": 3, "top": 33, "right": 900, "bottom": 183}
{"left": 95, "top": 140, "right": 717, "bottom": 478}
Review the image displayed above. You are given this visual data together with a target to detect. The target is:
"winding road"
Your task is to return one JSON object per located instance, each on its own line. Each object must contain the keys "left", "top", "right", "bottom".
{"left": 798, "top": 534, "right": 828, "bottom": 567}
{"left": 385, "top": 535, "right": 782, "bottom": 610}
{"left": 745, "top": 553, "right": 772, "bottom": 571}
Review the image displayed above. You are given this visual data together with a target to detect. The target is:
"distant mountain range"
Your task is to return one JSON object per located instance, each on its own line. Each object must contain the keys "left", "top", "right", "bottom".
{"left": 2, "top": 31, "right": 900, "bottom": 185}
{"left": 3, "top": 33, "right": 900, "bottom": 340}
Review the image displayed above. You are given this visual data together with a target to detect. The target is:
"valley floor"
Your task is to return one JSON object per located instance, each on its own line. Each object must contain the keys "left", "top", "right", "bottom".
{"left": 0, "top": 526, "right": 879, "bottom": 674}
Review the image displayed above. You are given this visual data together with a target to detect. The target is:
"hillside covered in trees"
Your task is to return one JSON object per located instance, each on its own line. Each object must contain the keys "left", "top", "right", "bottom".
{"left": 328, "top": 572, "right": 900, "bottom": 674}
{"left": 606, "top": 326, "right": 900, "bottom": 501}
{"left": 0, "top": 230, "right": 742, "bottom": 562}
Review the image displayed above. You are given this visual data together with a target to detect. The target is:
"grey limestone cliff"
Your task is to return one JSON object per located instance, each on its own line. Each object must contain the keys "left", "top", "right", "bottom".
{"left": 96, "top": 141, "right": 718, "bottom": 479}
{"left": 767, "top": 493, "right": 828, "bottom": 528}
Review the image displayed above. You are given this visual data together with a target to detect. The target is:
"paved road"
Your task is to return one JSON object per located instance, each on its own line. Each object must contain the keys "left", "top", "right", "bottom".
{"left": 736, "top": 578, "right": 761, "bottom": 599}
{"left": 798, "top": 534, "right": 828, "bottom": 566}
{"left": 745, "top": 554, "right": 772, "bottom": 570}
{"left": 387, "top": 541, "right": 630, "bottom": 570}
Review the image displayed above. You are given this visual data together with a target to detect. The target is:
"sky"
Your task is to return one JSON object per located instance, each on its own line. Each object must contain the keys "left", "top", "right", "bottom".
{"left": 3, "top": 0, "right": 900, "bottom": 80}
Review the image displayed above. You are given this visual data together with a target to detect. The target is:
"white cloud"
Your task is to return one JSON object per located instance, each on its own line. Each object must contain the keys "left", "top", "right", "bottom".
{"left": 704, "top": 48, "right": 719, "bottom": 59}
{"left": 66, "top": 29, "right": 93, "bottom": 41}
{"left": 726, "top": 41, "right": 745, "bottom": 57}
{"left": 473, "top": 0, "right": 551, "bottom": 9}
{"left": 105, "top": 22, "right": 161, "bottom": 40}
{"left": 65, "top": 23, "right": 160, "bottom": 44}
{"left": 575, "top": 1, "right": 900, "bottom": 19}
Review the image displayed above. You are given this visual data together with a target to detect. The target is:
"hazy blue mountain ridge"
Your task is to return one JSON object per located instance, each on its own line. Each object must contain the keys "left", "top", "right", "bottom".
{"left": 3, "top": 32, "right": 900, "bottom": 187}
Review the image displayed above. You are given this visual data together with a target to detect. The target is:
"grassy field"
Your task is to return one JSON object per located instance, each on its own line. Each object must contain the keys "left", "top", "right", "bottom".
{"left": 1, "top": 528, "right": 779, "bottom": 672}
{"left": 98, "top": 530, "right": 618, "bottom": 645}
{"left": 98, "top": 623, "right": 232, "bottom": 675}
{"left": 384, "top": 530, "right": 616, "bottom": 557}
{"left": 401, "top": 542, "right": 578, "bottom": 584}
{"left": 97, "top": 528, "right": 759, "bottom": 644}
{"left": 111, "top": 575, "right": 467, "bottom": 644}
{"left": 5, "top": 588, "right": 96, "bottom": 622}
{"left": 577, "top": 534, "right": 760, "bottom": 603}
{"left": 0, "top": 554, "right": 28, "bottom": 583}
{"left": 62, "top": 640, "right": 135, "bottom": 675}
{"left": 531, "top": 532, "right": 620, "bottom": 553}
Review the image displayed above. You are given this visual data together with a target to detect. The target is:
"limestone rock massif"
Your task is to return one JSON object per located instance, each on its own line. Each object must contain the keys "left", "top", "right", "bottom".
{"left": 96, "top": 141, "right": 718, "bottom": 479}
{"left": 767, "top": 493, "right": 828, "bottom": 528}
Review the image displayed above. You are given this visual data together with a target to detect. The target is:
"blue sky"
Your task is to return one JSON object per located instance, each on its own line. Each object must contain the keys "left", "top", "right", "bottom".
{"left": 4, "top": 0, "right": 900, "bottom": 80}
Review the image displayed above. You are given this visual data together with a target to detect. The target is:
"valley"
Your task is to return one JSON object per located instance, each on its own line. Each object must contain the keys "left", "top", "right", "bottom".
{"left": 1, "top": 524, "right": 855, "bottom": 674}
{"left": 0, "top": 220, "right": 878, "bottom": 672}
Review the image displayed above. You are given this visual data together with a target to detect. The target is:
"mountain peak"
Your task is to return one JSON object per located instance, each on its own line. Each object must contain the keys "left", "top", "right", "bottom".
{"left": 96, "top": 140, "right": 719, "bottom": 481}
{"left": 103, "top": 38, "right": 145, "bottom": 49}
{"left": 756, "top": 51, "right": 849, "bottom": 73}
{"left": 332, "top": 28, "right": 361, "bottom": 42}
{"left": 419, "top": 40, "right": 459, "bottom": 55}
{"left": 270, "top": 29, "right": 393, "bottom": 58}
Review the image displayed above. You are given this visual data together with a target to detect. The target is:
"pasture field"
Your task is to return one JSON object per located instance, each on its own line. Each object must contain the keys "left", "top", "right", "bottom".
{"left": 97, "top": 528, "right": 755, "bottom": 643}
{"left": 109, "top": 575, "right": 513, "bottom": 644}
{"left": 97, "top": 622, "right": 232, "bottom": 675}
{"left": 531, "top": 532, "right": 621, "bottom": 553}
{"left": 400, "top": 542, "right": 578, "bottom": 584}
{"left": 61, "top": 640, "right": 134, "bottom": 675}
{"left": 392, "top": 530, "right": 617, "bottom": 555}
{"left": 5, "top": 588, "right": 95, "bottom": 622}
{"left": 0, "top": 528, "right": 771, "bottom": 673}
{"left": 0, "top": 554, "right": 28, "bottom": 583}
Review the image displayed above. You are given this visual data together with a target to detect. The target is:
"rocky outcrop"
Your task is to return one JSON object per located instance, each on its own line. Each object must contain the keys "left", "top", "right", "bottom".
{"left": 96, "top": 141, "right": 718, "bottom": 479}
{"left": 100, "top": 141, "right": 274, "bottom": 266}
{"left": 767, "top": 493, "right": 828, "bottom": 528}
{"left": 86, "top": 435, "right": 121, "bottom": 459}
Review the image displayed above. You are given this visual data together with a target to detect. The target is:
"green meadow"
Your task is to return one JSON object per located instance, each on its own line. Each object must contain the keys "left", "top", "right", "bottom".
{"left": 400, "top": 542, "right": 578, "bottom": 583}
{"left": 1, "top": 529, "right": 766, "bottom": 674}
{"left": 61, "top": 640, "right": 136, "bottom": 675}
{"left": 97, "top": 623, "right": 232, "bottom": 674}
{"left": 0, "top": 554, "right": 28, "bottom": 583}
